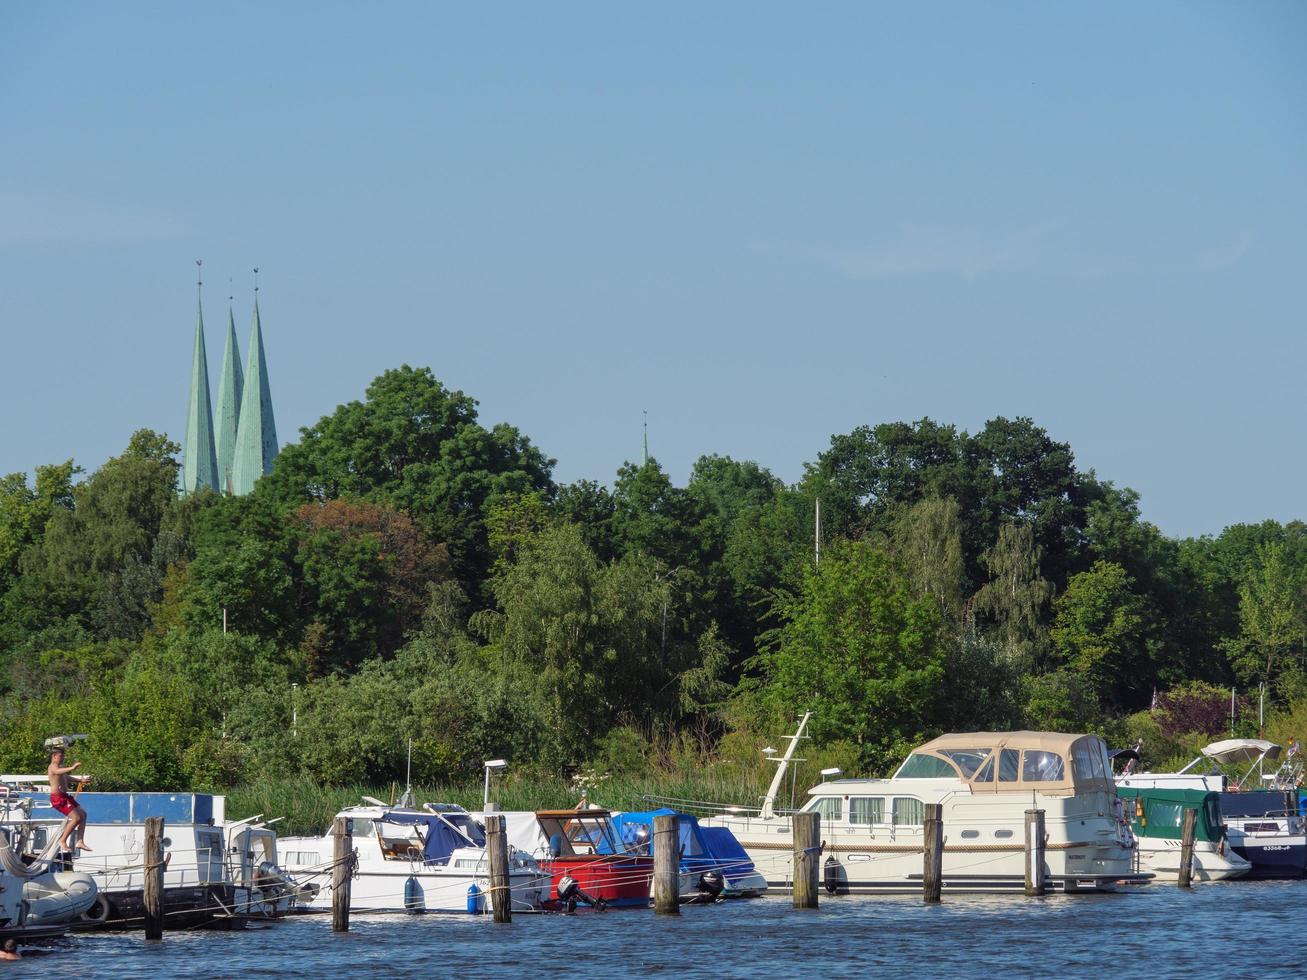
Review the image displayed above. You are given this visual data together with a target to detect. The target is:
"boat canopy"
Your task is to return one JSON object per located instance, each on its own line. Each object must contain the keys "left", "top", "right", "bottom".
{"left": 1218, "top": 790, "right": 1297, "bottom": 819}
{"left": 381, "top": 810, "right": 485, "bottom": 864}
{"left": 603, "top": 809, "right": 707, "bottom": 858}
{"left": 1199, "top": 739, "right": 1283, "bottom": 766}
{"left": 1116, "top": 786, "right": 1223, "bottom": 842}
{"left": 896, "top": 731, "right": 1115, "bottom": 796}
{"left": 535, "top": 809, "right": 622, "bottom": 857}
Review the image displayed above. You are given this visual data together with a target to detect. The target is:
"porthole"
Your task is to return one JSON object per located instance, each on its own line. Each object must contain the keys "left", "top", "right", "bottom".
{"left": 995, "top": 829, "right": 1014, "bottom": 839}
{"left": 961, "top": 830, "right": 980, "bottom": 839}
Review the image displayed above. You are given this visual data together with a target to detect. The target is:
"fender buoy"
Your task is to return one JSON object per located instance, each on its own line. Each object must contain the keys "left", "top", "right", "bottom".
{"left": 823, "top": 857, "right": 842, "bottom": 895}
{"left": 80, "top": 894, "right": 111, "bottom": 924}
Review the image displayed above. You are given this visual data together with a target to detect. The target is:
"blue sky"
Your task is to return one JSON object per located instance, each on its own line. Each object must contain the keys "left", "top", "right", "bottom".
{"left": 1, "top": 2, "right": 1303, "bottom": 537}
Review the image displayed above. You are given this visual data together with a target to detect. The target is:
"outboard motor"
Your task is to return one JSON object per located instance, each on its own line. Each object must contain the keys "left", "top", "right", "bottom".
{"left": 823, "top": 857, "right": 843, "bottom": 895}
{"left": 696, "top": 870, "right": 725, "bottom": 900}
{"left": 556, "top": 874, "right": 608, "bottom": 912}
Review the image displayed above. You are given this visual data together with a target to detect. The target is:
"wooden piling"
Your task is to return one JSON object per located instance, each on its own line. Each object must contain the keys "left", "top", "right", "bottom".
{"left": 485, "top": 813, "right": 512, "bottom": 923}
{"left": 1024, "top": 809, "right": 1046, "bottom": 897}
{"left": 332, "top": 817, "right": 353, "bottom": 932}
{"left": 791, "top": 811, "right": 820, "bottom": 909}
{"left": 1177, "top": 806, "right": 1197, "bottom": 888}
{"left": 923, "top": 803, "right": 943, "bottom": 903}
{"left": 653, "top": 813, "right": 681, "bottom": 915}
{"left": 143, "top": 816, "right": 165, "bottom": 940}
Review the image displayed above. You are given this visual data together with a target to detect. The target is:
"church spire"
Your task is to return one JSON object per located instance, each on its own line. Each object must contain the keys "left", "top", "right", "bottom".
{"left": 230, "top": 269, "right": 278, "bottom": 494}
{"left": 182, "top": 260, "right": 219, "bottom": 495}
{"left": 214, "top": 287, "right": 244, "bottom": 495}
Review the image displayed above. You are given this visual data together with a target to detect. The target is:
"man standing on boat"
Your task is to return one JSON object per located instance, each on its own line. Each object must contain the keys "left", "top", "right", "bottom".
{"left": 47, "top": 744, "right": 92, "bottom": 852}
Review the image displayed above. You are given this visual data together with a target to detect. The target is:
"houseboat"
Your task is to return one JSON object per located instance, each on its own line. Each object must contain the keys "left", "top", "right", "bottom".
{"left": 703, "top": 725, "right": 1145, "bottom": 894}
{"left": 278, "top": 801, "right": 546, "bottom": 914}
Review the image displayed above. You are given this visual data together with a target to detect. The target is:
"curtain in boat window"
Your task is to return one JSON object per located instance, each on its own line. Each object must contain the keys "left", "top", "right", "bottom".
{"left": 1022, "top": 750, "right": 1065, "bottom": 781}
{"left": 812, "top": 797, "right": 843, "bottom": 821}
{"left": 892, "top": 798, "right": 924, "bottom": 826}
{"left": 849, "top": 798, "right": 885, "bottom": 825}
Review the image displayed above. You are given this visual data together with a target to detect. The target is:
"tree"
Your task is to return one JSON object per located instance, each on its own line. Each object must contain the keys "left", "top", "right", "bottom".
{"left": 0, "top": 460, "right": 77, "bottom": 594}
{"left": 1224, "top": 542, "right": 1304, "bottom": 692}
{"left": 888, "top": 496, "right": 967, "bottom": 623}
{"left": 1051, "top": 560, "right": 1148, "bottom": 709}
{"left": 761, "top": 540, "right": 946, "bottom": 770}
{"left": 972, "top": 522, "right": 1053, "bottom": 664}
{"left": 259, "top": 366, "right": 554, "bottom": 598}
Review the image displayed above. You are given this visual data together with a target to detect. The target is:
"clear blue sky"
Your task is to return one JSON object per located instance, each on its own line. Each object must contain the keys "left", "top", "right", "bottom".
{"left": 2, "top": 2, "right": 1303, "bottom": 537}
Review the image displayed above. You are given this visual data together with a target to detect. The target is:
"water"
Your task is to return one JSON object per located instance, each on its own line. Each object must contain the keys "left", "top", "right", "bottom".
{"left": 28, "top": 881, "right": 1305, "bottom": 979}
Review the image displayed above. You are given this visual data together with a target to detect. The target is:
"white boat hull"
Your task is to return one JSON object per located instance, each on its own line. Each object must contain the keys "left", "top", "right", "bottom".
{"left": 296, "top": 866, "right": 545, "bottom": 914}
{"left": 1132, "top": 839, "right": 1250, "bottom": 881}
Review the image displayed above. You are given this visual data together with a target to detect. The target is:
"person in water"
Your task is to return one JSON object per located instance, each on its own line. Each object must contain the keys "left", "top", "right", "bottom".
{"left": 47, "top": 746, "right": 92, "bottom": 852}
{"left": 0, "top": 940, "right": 20, "bottom": 961}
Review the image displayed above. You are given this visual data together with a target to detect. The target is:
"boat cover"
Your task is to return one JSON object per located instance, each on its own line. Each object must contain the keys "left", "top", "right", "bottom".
{"left": 1200, "top": 739, "right": 1282, "bottom": 765}
{"left": 1218, "top": 790, "right": 1297, "bottom": 819}
{"left": 383, "top": 811, "right": 485, "bottom": 864}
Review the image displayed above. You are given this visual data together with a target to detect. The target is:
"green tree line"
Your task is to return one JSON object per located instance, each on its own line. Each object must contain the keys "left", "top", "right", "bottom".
{"left": 3, "top": 365, "right": 1305, "bottom": 790}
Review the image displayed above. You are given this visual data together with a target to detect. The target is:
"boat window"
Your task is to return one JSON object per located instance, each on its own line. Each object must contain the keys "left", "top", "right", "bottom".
{"left": 283, "top": 850, "right": 320, "bottom": 866}
{"left": 892, "top": 798, "right": 924, "bottom": 826}
{"left": 960, "top": 830, "right": 980, "bottom": 839}
{"left": 1146, "top": 803, "right": 1184, "bottom": 830}
{"left": 810, "top": 797, "right": 843, "bottom": 821}
{"left": 998, "top": 749, "right": 1020, "bottom": 782}
{"left": 939, "top": 749, "right": 992, "bottom": 779}
{"left": 351, "top": 819, "right": 376, "bottom": 838}
{"left": 994, "top": 829, "right": 1013, "bottom": 839}
{"left": 1205, "top": 798, "right": 1221, "bottom": 833}
{"left": 849, "top": 798, "right": 885, "bottom": 825}
{"left": 1096, "top": 742, "right": 1114, "bottom": 783}
{"left": 1071, "top": 742, "right": 1098, "bottom": 783}
{"left": 973, "top": 755, "right": 994, "bottom": 782}
{"left": 1022, "top": 751, "right": 1065, "bottom": 782}
{"left": 895, "top": 754, "right": 960, "bottom": 778}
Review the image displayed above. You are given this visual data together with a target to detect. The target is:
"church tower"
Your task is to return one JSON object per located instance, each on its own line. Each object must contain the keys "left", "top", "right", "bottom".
{"left": 182, "top": 263, "right": 219, "bottom": 494}
{"left": 214, "top": 303, "right": 244, "bottom": 495}
{"left": 230, "top": 281, "right": 278, "bottom": 494}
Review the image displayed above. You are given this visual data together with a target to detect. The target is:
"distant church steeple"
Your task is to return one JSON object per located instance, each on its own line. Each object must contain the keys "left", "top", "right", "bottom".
{"left": 182, "top": 260, "right": 219, "bottom": 494}
{"left": 230, "top": 269, "right": 279, "bottom": 494}
{"left": 214, "top": 284, "right": 244, "bottom": 495}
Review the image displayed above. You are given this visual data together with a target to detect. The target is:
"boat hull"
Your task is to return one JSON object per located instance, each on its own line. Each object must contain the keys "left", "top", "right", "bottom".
{"left": 1228, "top": 836, "right": 1307, "bottom": 879}
{"left": 74, "top": 884, "right": 244, "bottom": 930}
{"left": 303, "top": 867, "right": 545, "bottom": 914}
{"left": 1132, "top": 840, "right": 1250, "bottom": 882}
{"left": 544, "top": 856, "right": 652, "bottom": 909}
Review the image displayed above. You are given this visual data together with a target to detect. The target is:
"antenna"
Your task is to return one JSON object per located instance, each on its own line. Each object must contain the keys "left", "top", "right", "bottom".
{"left": 642, "top": 410, "right": 648, "bottom": 464}
{"left": 228, "top": 275, "right": 233, "bottom": 306}
{"left": 196, "top": 259, "right": 203, "bottom": 304}
{"left": 815, "top": 499, "right": 821, "bottom": 566}
{"left": 253, "top": 266, "right": 260, "bottom": 298}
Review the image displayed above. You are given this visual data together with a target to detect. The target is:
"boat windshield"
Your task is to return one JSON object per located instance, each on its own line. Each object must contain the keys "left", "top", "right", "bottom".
{"left": 895, "top": 753, "right": 960, "bottom": 778}
{"left": 939, "top": 749, "right": 992, "bottom": 778}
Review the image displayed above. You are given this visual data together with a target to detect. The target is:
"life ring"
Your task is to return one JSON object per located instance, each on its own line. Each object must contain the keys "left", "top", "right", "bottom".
{"left": 79, "top": 894, "right": 111, "bottom": 924}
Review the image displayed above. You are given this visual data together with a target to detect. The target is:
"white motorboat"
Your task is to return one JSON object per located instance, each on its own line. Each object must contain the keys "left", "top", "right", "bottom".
{"left": 222, "top": 815, "right": 319, "bottom": 917}
{"left": 279, "top": 801, "right": 547, "bottom": 914}
{"left": 702, "top": 718, "right": 1144, "bottom": 894}
{"left": 0, "top": 795, "right": 99, "bottom": 926}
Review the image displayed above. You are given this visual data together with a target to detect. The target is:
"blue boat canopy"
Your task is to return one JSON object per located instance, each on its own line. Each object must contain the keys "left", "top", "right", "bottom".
{"left": 382, "top": 810, "right": 485, "bottom": 864}
{"left": 604, "top": 808, "right": 707, "bottom": 857}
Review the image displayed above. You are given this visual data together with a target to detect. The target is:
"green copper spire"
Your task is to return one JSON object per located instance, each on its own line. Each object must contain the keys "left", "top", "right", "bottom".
{"left": 230, "top": 284, "right": 278, "bottom": 495}
{"left": 182, "top": 264, "right": 219, "bottom": 495}
{"left": 214, "top": 305, "right": 244, "bottom": 495}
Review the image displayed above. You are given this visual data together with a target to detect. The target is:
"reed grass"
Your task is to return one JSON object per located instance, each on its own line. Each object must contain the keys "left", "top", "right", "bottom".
{"left": 225, "top": 769, "right": 771, "bottom": 837}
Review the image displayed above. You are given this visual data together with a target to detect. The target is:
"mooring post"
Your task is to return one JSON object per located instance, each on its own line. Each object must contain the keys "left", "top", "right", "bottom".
{"left": 1024, "top": 809, "right": 1046, "bottom": 897}
{"left": 923, "top": 802, "right": 943, "bottom": 903}
{"left": 792, "top": 811, "right": 820, "bottom": 909}
{"left": 143, "top": 816, "right": 165, "bottom": 940}
{"left": 485, "top": 813, "right": 512, "bottom": 923}
{"left": 1177, "top": 807, "right": 1197, "bottom": 888}
{"left": 653, "top": 813, "right": 681, "bottom": 915}
{"left": 332, "top": 816, "right": 353, "bottom": 932}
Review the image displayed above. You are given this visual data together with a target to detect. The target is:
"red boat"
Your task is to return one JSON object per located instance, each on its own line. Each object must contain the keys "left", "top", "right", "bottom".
{"left": 535, "top": 809, "right": 652, "bottom": 909}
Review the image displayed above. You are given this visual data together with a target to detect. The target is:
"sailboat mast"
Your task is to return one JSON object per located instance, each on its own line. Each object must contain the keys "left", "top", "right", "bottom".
{"left": 761, "top": 712, "right": 811, "bottom": 819}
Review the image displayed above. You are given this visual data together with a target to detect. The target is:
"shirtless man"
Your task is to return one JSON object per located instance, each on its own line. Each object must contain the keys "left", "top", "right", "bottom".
{"left": 47, "top": 746, "right": 92, "bottom": 852}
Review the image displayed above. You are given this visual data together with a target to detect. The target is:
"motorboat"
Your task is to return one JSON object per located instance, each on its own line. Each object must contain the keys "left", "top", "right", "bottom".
{"left": 222, "top": 815, "right": 319, "bottom": 917}
{"left": 486, "top": 809, "right": 653, "bottom": 909}
{"left": 606, "top": 809, "right": 768, "bottom": 899}
{"left": 4, "top": 777, "right": 250, "bottom": 929}
{"left": 1115, "top": 786, "right": 1250, "bottom": 881}
{"left": 278, "top": 801, "right": 546, "bottom": 914}
{"left": 702, "top": 718, "right": 1145, "bottom": 894}
{"left": 1117, "top": 739, "right": 1305, "bottom": 878}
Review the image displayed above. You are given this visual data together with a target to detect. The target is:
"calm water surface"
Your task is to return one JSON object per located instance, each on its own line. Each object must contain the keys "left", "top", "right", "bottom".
{"left": 28, "top": 881, "right": 1304, "bottom": 979}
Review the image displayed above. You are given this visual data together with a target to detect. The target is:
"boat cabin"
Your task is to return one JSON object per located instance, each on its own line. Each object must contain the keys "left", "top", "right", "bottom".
{"left": 284, "top": 805, "right": 487, "bottom": 869}
{"left": 536, "top": 809, "right": 623, "bottom": 857}
{"left": 893, "top": 731, "right": 1116, "bottom": 795}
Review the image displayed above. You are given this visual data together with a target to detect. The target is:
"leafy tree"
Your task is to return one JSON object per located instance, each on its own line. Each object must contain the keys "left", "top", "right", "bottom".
{"left": 888, "top": 496, "right": 967, "bottom": 623}
{"left": 972, "top": 522, "right": 1053, "bottom": 664}
{"left": 1223, "top": 542, "right": 1305, "bottom": 692}
{"left": 1051, "top": 560, "right": 1148, "bottom": 708}
{"left": 761, "top": 539, "right": 946, "bottom": 770}
{"left": 0, "top": 460, "right": 77, "bottom": 593}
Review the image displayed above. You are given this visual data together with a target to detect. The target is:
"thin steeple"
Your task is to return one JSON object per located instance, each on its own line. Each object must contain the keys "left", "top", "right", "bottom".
{"left": 213, "top": 282, "right": 244, "bottom": 495}
{"left": 230, "top": 269, "right": 279, "bottom": 495}
{"left": 182, "top": 260, "right": 219, "bottom": 495}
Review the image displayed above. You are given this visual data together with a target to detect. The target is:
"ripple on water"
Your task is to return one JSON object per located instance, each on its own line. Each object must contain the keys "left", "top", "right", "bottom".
{"left": 27, "top": 881, "right": 1307, "bottom": 980}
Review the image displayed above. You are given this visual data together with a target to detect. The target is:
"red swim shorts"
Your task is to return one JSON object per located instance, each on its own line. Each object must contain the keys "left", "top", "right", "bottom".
{"left": 50, "top": 792, "right": 78, "bottom": 815}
